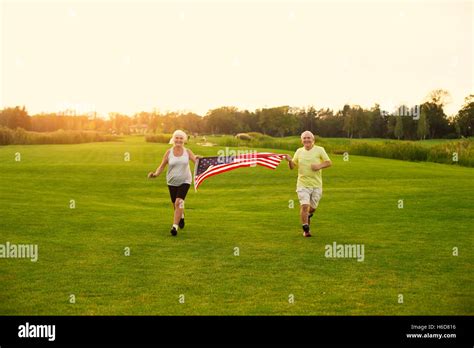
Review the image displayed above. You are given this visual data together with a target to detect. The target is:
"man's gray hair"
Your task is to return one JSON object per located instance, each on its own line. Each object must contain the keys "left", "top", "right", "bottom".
{"left": 300, "top": 131, "right": 315, "bottom": 140}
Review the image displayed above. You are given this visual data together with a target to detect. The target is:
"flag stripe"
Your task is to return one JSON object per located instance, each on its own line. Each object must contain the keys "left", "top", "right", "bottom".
{"left": 194, "top": 152, "right": 286, "bottom": 189}
{"left": 196, "top": 164, "right": 248, "bottom": 187}
{"left": 195, "top": 161, "right": 257, "bottom": 186}
{"left": 195, "top": 159, "right": 277, "bottom": 185}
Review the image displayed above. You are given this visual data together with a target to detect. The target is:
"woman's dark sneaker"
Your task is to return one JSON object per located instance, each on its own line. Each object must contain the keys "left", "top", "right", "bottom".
{"left": 170, "top": 226, "right": 178, "bottom": 236}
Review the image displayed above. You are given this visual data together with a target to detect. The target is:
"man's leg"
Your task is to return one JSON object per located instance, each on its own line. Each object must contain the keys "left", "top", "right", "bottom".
{"left": 297, "top": 188, "right": 312, "bottom": 237}
{"left": 308, "top": 206, "right": 316, "bottom": 224}
{"left": 308, "top": 188, "right": 323, "bottom": 229}
{"left": 300, "top": 204, "right": 311, "bottom": 237}
{"left": 300, "top": 204, "right": 310, "bottom": 225}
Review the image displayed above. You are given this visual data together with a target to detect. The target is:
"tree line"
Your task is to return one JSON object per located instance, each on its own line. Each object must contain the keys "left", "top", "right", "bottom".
{"left": 1, "top": 89, "right": 473, "bottom": 139}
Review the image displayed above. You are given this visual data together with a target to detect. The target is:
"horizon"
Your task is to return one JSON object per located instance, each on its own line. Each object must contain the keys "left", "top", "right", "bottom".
{"left": 6, "top": 100, "right": 453, "bottom": 120}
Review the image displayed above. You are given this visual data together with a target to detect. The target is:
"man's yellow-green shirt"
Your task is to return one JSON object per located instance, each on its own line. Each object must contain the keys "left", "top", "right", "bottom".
{"left": 292, "top": 145, "right": 330, "bottom": 188}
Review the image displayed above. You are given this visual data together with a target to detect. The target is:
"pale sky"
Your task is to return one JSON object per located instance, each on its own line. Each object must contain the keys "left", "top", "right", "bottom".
{"left": 1, "top": 0, "right": 472, "bottom": 117}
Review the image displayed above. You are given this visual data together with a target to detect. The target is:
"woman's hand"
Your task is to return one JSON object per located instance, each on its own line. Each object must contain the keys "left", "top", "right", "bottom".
{"left": 148, "top": 172, "right": 157, "bottom": 179}
{"left": 195, "top": 155, "right": 203, "bottom": 160}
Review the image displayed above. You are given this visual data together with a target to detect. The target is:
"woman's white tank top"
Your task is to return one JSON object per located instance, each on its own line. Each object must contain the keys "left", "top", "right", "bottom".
{"left": 166, "top": 147, "right": 192, "bottom": 186}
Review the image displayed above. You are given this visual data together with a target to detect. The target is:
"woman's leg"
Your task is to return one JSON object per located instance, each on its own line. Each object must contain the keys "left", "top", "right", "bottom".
{"left": 173, "top": 199, "right": 184, "bottom": 225}
{"left": 167, "top": 184, "right": 190, "bottom": 235}
{"left": 168, "top": 185, "right": 179, "bottom": 233}
{"left": 175, "top": 184, "right": 190, "bottom": 228}
{"left": 173, "top": 198, "right": 184, "bottom": 225}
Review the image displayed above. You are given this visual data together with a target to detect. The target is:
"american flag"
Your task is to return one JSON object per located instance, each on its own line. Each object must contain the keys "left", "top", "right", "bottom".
{"left": 194, "top": 152, "right": 286, "bottom": 190}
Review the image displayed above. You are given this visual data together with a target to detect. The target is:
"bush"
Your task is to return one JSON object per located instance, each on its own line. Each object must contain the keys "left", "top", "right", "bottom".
{"left": 0, "top": 127, "right": 118, "bottom": 145}
{"left": 252, "top": 139, "right": 300, "bottom": 151}
{"left": 345, "top": 140, "right": 474, "bottom": 167}
{"left": 247, "top": 132, "right": 265, "bottom": 139}
{"left": 428, "top": 139, "right": 474, "bottom": 167}
{"left": 145, "top": 134, "right": 172, "bottom": 143}
{"left": 443, "top": 133, "right": 459, "bottom": 139}
{"left": 173, "top": 133, "right": 474, "bottom": 168}
{"left": 235, "top": 133, "right": 252, "bottom": 141}
{"left": 0, "top": 126, "right": 14, "bottom": 145}
{"left": 349, "top": 141, "right": 429, "bottom": 162}
{"left": 220, "top": 137, "right": 241, "bottom": 147}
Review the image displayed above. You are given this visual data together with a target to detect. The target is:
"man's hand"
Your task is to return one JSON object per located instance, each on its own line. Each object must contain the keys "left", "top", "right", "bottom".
{"left": 312, "top": 160, "right": 332, "bottom": 171}
{"left": 287, "top": 155, "right": 295, "bottom": 169}
{"left": 147, "top": 172, "right": 157, "bottom": 179}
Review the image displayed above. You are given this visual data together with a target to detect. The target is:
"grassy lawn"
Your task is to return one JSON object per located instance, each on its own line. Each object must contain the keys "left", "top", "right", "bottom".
{"left": 0, "top": 136, "right": 472, "bottom": 315}
{"left": 189, "top": 135, "right": 474, "bottom": 167}
{"left": 194, "top": 135, "right": 469, "bottom": 148}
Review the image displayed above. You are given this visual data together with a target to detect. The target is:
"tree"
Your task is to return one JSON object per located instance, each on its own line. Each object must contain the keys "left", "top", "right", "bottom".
{"left": 255, "top": 106, "right": 298, "bottom": 137}
{"left": 417, "top": 110, "right": 429, "bottom": 140}
{"left": 179, "top": 112, "right": 204, "bottom": 134}
{"left": 353, "top": 107, "right": 370, "bottom": 138}
{"left": 399, "top": 105, "right": 417, "bottom": 140}
{"left": 342, "top": 104, "right": 354, "bottom": 138}
{"left": 205, "top": 107, "right": 239, "bottom": 134}
{"left": 368, "top": 104, "right": 386, "bottom": 138}
{"left": 314, "top": 108, "right": 343, "bottom": 137}
{"left": 0, "top": 106, "right": 31, "bottom": 130}
{"left": 427, "top": 89, "right": 452, "bottom": 107}
{"left": 422, "top": 89, "right": 452, "bottom": 138}
{"left": 295, "top": 106, "right": 317, "bottom": 134}
{"left": 455, "top": 94, "right": 474, "bottom": 137}
{"left": 342, "top": 105, "right": 369, "bottom": 138}
{"left": 109, "top": 113, "right": 131, "bottom": 134}
{"left": 421, "top": 102, "right": 450, "bottom": 138}
{"left": 394, "top": 116, "right": 403, "bottom": 140}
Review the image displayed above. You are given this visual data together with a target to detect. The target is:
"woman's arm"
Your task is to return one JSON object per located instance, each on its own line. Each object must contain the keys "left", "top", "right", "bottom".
{"left": 186, "top": 148, "right": 202, "bottom": 164}
{"left": 148, "top": 149, "right": 170, "bottom": 178}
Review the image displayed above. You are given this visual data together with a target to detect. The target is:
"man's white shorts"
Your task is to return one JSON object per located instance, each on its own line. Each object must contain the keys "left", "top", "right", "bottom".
{"left": 296, "top": 187, "right": 323, "bottom": 208}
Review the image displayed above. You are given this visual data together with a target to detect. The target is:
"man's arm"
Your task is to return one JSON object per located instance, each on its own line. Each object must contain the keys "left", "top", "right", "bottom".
{"left": 311, "top": 160, "right": 332, "bottom": 171}
{"left": 284, "top": 154, "right": 296, "bottom": 170}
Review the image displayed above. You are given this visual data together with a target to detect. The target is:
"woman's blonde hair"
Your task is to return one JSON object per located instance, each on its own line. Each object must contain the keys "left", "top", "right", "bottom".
{"left": 169, "top": 129, "right": 188, "bottom": 145}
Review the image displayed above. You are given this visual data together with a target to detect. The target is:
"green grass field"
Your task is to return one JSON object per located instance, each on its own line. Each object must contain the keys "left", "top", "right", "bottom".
{"left": 197, "top": 135, "right": 466, "bottom": 148}
{"left": 0, "top": 136, "right": 472, "bottom": 315}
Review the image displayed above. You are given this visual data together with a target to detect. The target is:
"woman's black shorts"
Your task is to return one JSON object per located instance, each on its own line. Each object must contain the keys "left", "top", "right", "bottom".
{"left": 168, "top": 183, "right": 191, "bottom": 203}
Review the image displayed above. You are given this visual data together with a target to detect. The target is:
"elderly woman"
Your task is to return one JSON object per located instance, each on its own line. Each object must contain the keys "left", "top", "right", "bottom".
{"left": 148, "top": 130, "right": 200, "bottom": 236}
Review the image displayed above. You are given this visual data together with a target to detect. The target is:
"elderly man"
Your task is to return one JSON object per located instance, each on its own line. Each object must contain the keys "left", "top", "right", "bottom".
{"left": 284, "top": 131, "right": 332, "bottom": 237}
